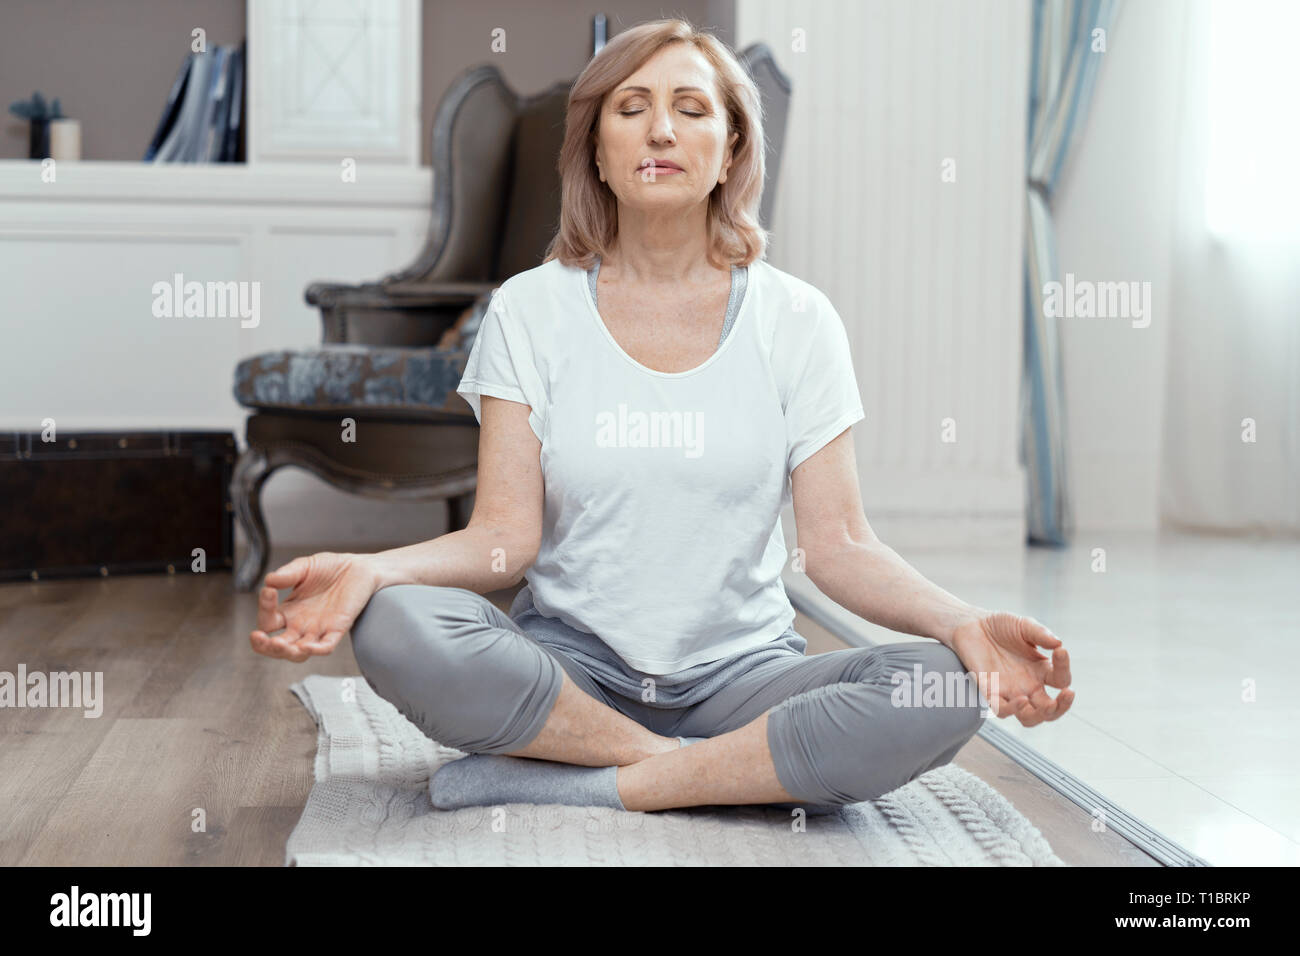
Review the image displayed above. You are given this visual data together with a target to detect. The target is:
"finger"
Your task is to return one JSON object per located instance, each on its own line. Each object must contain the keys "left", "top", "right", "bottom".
{"left": 279, "top": 641, "right": 311, "bottom": 664}
{"left": 300, "top": 630, "right": 344, "bottom": 656}
{"left": 1043, "top": 646, "right": 1072, "bottom": 689}
{"left": 251, "top": 628, "right": 291, "bottom": 660}
{"left": 250, "top": 629, "right": 274, "bottom": 656}
{"left": 267, "top": 626, "right": 305, "bottom": 660}
{"left": 1045, "top": 688, "right": 1075, "bottom": 720}
{"left": 1024, "top": 617, "right": 1062, "bottom": 649}
{"left": 1020, "top": 686, "right": 1063, "bottom": 726}
{"left": 993, "top": 694, "right": 1018, "bottom": 719}
{"left": 287, "top": 628, "right": 320, "bottom": 663}
{"left": 1016, "top": 697, "right": 1045, "bottom": 728}
{"left": 1028, "top": 685, "right": 1058, "bottom": 714}
{"left": 264, "top": 556, "right": 311, "bottom": 591}
{"left": 257, "top": 586, "right": 286, "bottom": 632}
{"left": 998, "top": 693, "right": 1029, "bottom": 719}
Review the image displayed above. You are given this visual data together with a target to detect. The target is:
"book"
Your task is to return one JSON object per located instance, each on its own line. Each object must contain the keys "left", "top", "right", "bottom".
{"left": 146, "top": 44, "right": 246, "bottom": 164}
{"left": 153, "top": 49, "right": 212, "bottom": 162}
{"left": 202, "top": 46, "right": 230, "bottom": 161}
{"left": 143, "top": 54, "right": 193, "bottom": 161}
{"left": 220, "top": 43, "right": 245, "bottom": 162}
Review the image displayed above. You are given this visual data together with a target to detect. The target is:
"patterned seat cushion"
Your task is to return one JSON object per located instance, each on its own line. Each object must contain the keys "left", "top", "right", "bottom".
{"left": 233, "top": 344, "right": 476, "bottom": 422}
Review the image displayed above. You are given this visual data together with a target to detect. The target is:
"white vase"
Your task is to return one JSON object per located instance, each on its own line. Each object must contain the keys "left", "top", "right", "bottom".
{"left": 49, "top": 118, "right": 82, "bottom": 161}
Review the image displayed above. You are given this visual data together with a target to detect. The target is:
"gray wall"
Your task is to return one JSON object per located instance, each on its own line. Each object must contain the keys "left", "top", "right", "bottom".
{"left": 420, "top": 1, "right": 735, "bottom": 165}
{"left": 0, "top": 0, "right": 246, "bottom": 161}
{"left": 0, "top": 0, "right": 735, "bottom": 163}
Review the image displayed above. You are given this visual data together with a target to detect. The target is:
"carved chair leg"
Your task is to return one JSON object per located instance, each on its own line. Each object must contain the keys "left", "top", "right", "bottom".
{"left": 232, "top": 446, "right": 274, "bottom": 591}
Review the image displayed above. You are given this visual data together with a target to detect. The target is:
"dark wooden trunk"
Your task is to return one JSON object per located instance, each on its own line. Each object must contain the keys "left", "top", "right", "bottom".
{"left": 0, "top": 430, "right": 235, "bottom": 581}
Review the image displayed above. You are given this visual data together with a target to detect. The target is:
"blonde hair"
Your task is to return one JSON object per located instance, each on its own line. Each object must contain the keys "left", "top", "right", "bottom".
{"left": 543, "top": 18, "right": 768, "bottom": 271}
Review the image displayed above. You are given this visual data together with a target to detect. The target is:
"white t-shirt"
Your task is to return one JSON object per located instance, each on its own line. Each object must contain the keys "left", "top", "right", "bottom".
{"left": 456, "top": 256, "right": 864, "bottom": 674}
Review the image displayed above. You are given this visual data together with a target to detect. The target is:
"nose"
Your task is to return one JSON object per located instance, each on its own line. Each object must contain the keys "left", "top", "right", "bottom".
{"left": 647, "top": 102, "right": 676, "bottom": 146}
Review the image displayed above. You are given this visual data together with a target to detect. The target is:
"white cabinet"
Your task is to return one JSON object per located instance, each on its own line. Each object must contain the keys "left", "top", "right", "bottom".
{"left": 247, "top": 0, "right": 422, "bottom": 166}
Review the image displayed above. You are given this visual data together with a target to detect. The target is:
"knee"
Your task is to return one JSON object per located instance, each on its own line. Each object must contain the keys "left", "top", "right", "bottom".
{"left": 767, "top": 647, "right": 979, "bottom": 806}
{"left": 932, "top": 643, "right": 986, "bottom": 743}
{"left": 881, "top": 642, "right": 985, "bottom": 748}
{"left": 351, "top": 585, "right": 411, "bottom": 674}
{"left": 835, "top": 643, "right": 983, "bottom": 787}
{"left": 350, "top": 585, "right": 508, "bottom": 739}
{"left": 350, "top": 585, "right": 482, "bottom": 691}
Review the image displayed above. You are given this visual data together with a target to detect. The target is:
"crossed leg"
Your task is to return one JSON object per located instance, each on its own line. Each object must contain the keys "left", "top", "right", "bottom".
{"left": 616, "top": 642, "right": 987, "bottom": 810}
{"left": 350, "top": 584, "right": 681, "bottom": 766}
{"left": 350, "top": 585, "right": 985, "bottom": 812}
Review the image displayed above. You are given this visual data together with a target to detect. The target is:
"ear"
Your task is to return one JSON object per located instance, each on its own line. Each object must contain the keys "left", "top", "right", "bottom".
{"left": 591, "top": 124, "right": 604, "bottom": 182}
{"left": 718, "top": 130, "right": 740, "bottom": 184}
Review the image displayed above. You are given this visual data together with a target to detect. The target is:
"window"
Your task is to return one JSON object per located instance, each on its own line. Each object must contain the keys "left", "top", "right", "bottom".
{"left": 1205, "top": 0, "right": 1300, "bottom": 240}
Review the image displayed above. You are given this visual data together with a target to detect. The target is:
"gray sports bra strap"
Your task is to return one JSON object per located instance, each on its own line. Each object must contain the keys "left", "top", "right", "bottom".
{"left": 718, "top": 263, "right": 747, "bottom": 344}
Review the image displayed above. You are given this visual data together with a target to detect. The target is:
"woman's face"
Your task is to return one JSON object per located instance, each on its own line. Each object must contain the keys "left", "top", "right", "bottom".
{"left": 594, "top": 43, "right": 739, "bottom": 214}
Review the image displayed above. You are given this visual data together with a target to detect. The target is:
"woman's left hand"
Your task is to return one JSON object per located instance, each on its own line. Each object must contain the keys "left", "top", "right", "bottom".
{"left": 948, "top": 612, "right": 1074, "bottom": 725}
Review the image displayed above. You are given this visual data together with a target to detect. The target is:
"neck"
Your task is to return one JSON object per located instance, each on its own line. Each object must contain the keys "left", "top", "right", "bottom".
{"left": 603, "top": 199, "right": 722, "bottom": 284}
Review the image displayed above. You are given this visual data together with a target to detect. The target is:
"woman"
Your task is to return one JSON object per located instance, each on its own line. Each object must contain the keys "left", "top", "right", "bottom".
{"left": 250, "top": 19, "right": 1073, "bottom": 814}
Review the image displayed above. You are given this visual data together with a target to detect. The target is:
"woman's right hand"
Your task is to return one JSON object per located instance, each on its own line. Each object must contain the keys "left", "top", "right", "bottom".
{"left": 249, "top": 552, "right": 379, "bottom": 662}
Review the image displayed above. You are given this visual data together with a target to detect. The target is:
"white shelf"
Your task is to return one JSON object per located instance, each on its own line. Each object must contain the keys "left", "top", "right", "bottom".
{"left": 0, "top": 159, "right": 432, "bottom": 207}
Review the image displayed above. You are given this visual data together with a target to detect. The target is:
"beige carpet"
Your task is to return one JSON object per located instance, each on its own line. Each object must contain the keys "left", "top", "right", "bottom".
{"left": 286, "top": 674, "right": 1066, "bottom": 866}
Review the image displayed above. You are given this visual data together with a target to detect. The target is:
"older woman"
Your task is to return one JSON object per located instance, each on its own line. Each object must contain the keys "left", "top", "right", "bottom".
{"left": 250, "top": 18, "right": 1073, "bottom": 814}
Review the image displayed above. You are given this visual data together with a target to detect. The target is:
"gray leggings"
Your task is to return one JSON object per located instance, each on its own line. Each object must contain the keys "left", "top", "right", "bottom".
{"left": 350, "top": 584, "right": 986, "bottom": 806}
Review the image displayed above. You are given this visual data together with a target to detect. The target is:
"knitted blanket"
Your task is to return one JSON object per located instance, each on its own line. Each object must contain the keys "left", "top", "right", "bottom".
{"left": 286, "top": 674, "right": 1066, "bottom": 866}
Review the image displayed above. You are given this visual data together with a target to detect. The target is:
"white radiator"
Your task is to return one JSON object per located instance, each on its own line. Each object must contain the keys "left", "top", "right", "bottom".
{"left": 739, "top": 0, "right": 1030, "bottom": 548}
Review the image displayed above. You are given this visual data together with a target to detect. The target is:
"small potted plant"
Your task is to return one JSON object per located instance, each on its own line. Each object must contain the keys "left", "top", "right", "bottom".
{"left": 9, "top": 91, "right": 66, "bottom": 160}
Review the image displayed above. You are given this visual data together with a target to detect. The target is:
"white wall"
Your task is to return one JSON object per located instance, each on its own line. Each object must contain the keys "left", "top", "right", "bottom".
{"left": 738, "top": 0, "right": 1031, "bottom": 548}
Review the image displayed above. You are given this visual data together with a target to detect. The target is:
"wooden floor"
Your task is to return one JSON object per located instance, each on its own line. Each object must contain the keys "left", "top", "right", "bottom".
{"left": 0, "top": 556, "right": 1159, "bottom": 866}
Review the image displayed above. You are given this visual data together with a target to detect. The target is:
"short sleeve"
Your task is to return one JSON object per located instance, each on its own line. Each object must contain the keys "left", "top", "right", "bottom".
{"left": 783, "top": 295, "right": 865, "bottom": 474}
{"left": 456, "top": 287, "right": 547, "bottom": 442}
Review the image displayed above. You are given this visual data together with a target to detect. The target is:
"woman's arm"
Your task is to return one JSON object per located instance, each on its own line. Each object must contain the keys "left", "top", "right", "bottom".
{"left": 790, "top": 427, "right": 1073, "bottom": 724}
{"left": 249, "top": 395, "right": 543, "bottom": 660}
{"left": 366, "top": 395, "right": 544, "bottom": 592}
{"left": 789, "top": 428, "right": 988, "bottom": 647}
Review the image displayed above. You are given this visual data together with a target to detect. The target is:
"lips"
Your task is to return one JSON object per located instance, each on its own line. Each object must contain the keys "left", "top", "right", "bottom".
{"left": 640, "top": 159, "right": 683, "bottom": 171}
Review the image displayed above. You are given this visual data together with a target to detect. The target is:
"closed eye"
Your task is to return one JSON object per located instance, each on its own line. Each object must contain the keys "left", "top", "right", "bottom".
{"left": 619, "top": 109, "right": 706, "bottom": 117}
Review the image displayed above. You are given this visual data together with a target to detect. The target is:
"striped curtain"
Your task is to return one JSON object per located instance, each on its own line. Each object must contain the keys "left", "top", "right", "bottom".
{"left": 1022, "top": 0, "right": 1121, "bottom": 544}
